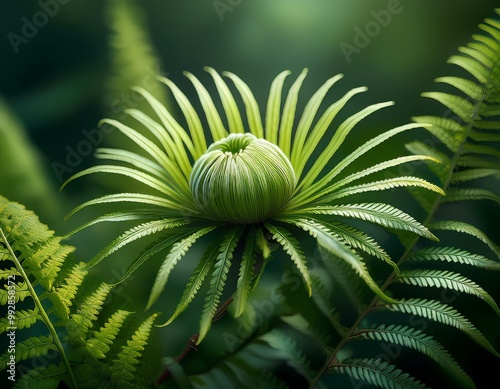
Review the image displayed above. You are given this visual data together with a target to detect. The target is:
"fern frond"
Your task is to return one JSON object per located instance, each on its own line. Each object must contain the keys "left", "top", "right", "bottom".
{"left": 261, "top": 329, "right": 313, "bottom": 379}
{"left": 86, "top": 218, "right": 188, "bottom": 269}
{"left": 164, "top": 234, "right": 226, "bottom": 326}
{"left": 300, "top": 203, "right": 436, "bottom": 240}
{"left": 429, "top": 220, "right": 500, "bottom": 259}
{"left": 67, "top": 283, "right": 113, "bottom": 345}
{"left": 397, "top": 269, "right": 500, "bottom": 316}
{"left": 290, "top": 218, "right": 396, "bottom": 303}
{"left": 0, "top": 336, "right": 57, "bottom": 370}
{"left": 407, "top": 246, "right": 500, "bottom": 269}
{"left": 324, "top": 221, "right": 392, "bottom": 264}
{"left": 0, "top": 308, "right": 40, "bottom": 333}
{"left": 233, "top": 226, "right": 257, "bottom": 317}
{"left": 110, "top": 313, "right": 157, "bottom": 385}
{"left": 265, "top": 222, "right": 312, "bottom": 296}
{"left": 13, "top": 363, "right": 67, "bottom": 389}
{"left": 385, "top": 298, "right": 499, "bottom": 357}
{"left": 198, "top": 225, "right": 244, "bottom": 343}
{"left": 85, "top": 310, "right": 133, "bottom": 359}
{"left": 147, "top": 225, "right": 216, "bottom": 309}
{"left": 330, "top": 358, "right": 427, "bottom": 389}
{"left": 358, "top": 324, "right": 474, "bottom": 388}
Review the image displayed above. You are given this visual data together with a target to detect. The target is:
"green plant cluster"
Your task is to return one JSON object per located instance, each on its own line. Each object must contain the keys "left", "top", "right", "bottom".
{"left": 0, "top": 4, "right": 499, "bottom": 389}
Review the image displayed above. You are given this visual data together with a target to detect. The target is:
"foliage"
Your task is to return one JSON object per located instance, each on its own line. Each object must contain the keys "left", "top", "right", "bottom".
{"left": 0, "top": 195, "right": 157, "bottom": 388}
{"left": 0, "top": 3, "right": 499, "bottom": 389}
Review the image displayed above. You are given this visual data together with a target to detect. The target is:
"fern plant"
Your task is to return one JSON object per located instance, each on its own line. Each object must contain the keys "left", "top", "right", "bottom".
{"left": 61, "top": 64, "right": 447, "bottom": 345}
{"left": 263, "top": 8, "right": 500, "bottom": 389}
{"left": 0, "top": 195, "right": 157, "bottom": 388}
{"left": 106, "top": 8, "right": 499, "bottom": 389}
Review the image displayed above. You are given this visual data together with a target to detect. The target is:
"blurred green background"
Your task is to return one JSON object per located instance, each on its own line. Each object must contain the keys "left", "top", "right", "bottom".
{"left": 1, "top": 0, "right": 499, "bottom": 386}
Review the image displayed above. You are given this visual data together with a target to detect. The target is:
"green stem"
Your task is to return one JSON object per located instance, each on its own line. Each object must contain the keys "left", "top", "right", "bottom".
{"left": 0, "top": 228, "right": 79, "bottom": 389}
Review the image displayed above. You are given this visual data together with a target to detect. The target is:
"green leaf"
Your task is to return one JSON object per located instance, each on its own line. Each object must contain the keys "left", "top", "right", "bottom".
{"left": 450, "top": 168, "right": 500, "bottom": 184}
{"left": 233, "top": 227, "right": 258, "bottom": 317}
{"left": 288, "top": 218, "right": 396, "bottom": 303}
{"left": 265, "top": 70, "right": 291, "bottom": 144}
{"left": 444, "top": 188, "right": 500, "bottom": 205}
{"left": 0, "top": 308, "right": 40, "bottom": 333}
{"left": 330, "top": 358, "right": 427, "bottom": 389}
{"left": 67, "top": 283, "right": 113, "bottom": 345}
{"left": 386, "top": 298, "right": 499, "bottom": 357}
{"left": 265, "top": 222, "right": 312, "bottom": 296}
{"left": 407, "top": 246, "right": 500, "bottom": 269}
{"left": 205, "top": 67, "right": 245, "bottom": 135}
{"left": 87, "top": 218, "right": 188, "bottom": 269}
{"left": 147, "top": 226, "right": 216, "bottom": 309}
{"left": 86, "top": 310, "right": 132, "bottom": 359}
{"left": 13, "top": 363, "right": 67, "bottom": 389}
{"left": 278, "top": 69, "right": 308, "bottom": 158}
{"left": 0, "top": 336, "right": 57, "bottom": 370}
{"left": 224, "top": 70, "right": 264, "bottom": 138}
{"left": 359, "top": 325, "right": 473, "bottom": 389}
{"left": 429, "top": 220, "right": 500, "bottom": 259}
{"left": 397, "top": 269, "right": 500, "bottom": 316}
{"left": 185, "top": 71, "right": 228, "bottom": 141}
{"left": 111, "top": 313, "right": 157, "bottom": 384}
{"left": 198, "top": 225, "right": 244, "bottom": 343}
{"left": 300, "top": 203, "right": 437, "bottom": 241}
{"left": 163, "top": 234, "right": 227, "bottom": 326}
{"left": 301, "top": 101, "right": 395, "bottom": 190}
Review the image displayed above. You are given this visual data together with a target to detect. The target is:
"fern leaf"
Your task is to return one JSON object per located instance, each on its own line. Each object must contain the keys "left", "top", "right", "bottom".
{"left": 405, "top": 140, "right": 451, "bottom": 185}
{"left": 0, "top": 308, "right": 40, "bottom": 333}
{"left": 0, "top": 336, "right": 57, "bottom": 370}
{"left": 301, "top": 203, "right": 436, "bottom": 240}
{"left": 444, "top": 188, "right": 500, "bottom": 204}
{"left": 325, "top": 221, "right": 393, "bottom": 264}
{"left": 408, "top": 246, "right": 500, "bottom": 269}
{"left": 260, "top": 329, "right": 312, "bottom": 379}
{"left": 147, "top": 225, "right": 216, "bottom": 309}
{"left": 111, "top": 313, "right": 157, "bottom": 385}
{"left": 87, "top": 218, "right": 187, "bottom": 269}
{"left": 397, "top": 269, "right": 500, "bottom": 316}
{"left": 0, "top": 282, "right": 30, "bottom": 304}
{"left": 233, "top": 227, "right": 258, "bottom": 317}
{"left": 321, "top": 176, "right": 444, "bottom": 203}
{"left": 386, "top": 298, "right": 499, "bottom": 357}
{"left": 67, "top": 283, "right": 113, "bottom": 345}
{"left": 13, "top": 363, "right": 67, "bottom": 389}
{"left": 429, "top": 220, "right": 500, "bottom": 259}
{"left": 265, "top": 222, "right": 312, "bottom": 296}
{"left": 331, "top": 358, "right": 428, "bottom": 389}
{"left": 290, "top": 218, "right": 396, "bottom": 303}
{"left": 86, "top": 310, "right": 132, "bottom": 359}
{"left": 450, "top": 168, "right": 500, "bottom": 183}
{"left": 52, "top": 262, "right": 87, "bottom": 319}
{"left": 198, "top": 225, "right": 244, "bottom": 343}
{"left": 359, "top": 324, "right": 474, "bottom": 389}
{"left": 164, "top": 234, "right": 233, "bottom": 327}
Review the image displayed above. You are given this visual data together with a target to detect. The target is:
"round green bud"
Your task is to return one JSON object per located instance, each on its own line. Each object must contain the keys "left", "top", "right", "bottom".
{"left": 190, "top": 133, "right": 296, "bottom": 224}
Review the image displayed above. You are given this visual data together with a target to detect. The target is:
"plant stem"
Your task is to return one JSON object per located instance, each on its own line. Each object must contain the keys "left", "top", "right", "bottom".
{"left": 0, "top": 228, "right": 79, "bottom": 389}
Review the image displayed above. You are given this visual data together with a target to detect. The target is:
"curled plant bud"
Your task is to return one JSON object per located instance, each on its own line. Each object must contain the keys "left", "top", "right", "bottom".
{"left": 190, "top": 133, "right": 296, "bottom": 224}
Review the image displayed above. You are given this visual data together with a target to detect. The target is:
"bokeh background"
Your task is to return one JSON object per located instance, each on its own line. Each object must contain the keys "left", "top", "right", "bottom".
{"left": 1, "top": 0, "right": 499, "bottom": 387}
